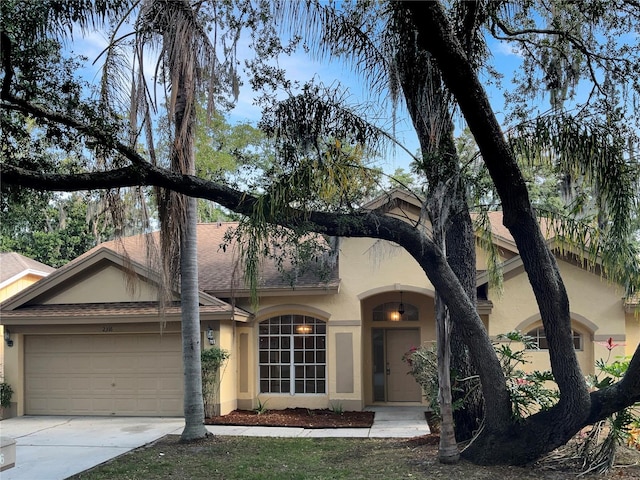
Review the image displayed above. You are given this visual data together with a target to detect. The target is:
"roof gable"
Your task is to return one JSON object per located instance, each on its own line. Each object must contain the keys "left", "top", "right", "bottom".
{"left": 0, "top": 252, "right": 55, "bottom": 289}
{"left": 1, "top": 247, "right": 231, "bottom": 312}
{"left": 363, "top": 190, "right": 615, "bottom": 288}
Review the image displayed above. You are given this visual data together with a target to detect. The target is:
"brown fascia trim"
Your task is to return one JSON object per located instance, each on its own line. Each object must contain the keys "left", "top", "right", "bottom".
{"left": 0, "top": 311, "right": 248, "bottom": 326}
{"left": 205, "top": 283, "right": 341, "bottom": 299}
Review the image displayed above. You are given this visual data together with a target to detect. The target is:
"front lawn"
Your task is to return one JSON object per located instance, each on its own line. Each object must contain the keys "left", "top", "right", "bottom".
{"left": 67, "top": 435, "right": 640, "bottom": 480}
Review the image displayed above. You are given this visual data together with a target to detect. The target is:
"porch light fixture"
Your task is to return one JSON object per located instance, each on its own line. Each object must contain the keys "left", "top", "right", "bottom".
{"left": 296, "top": 324, "right": 313, "bottom": 334}
{"left": 4, "top": 328, "right": 13, "bottom": 348}
{"left": 206, "top": 326, "right": 215, "bottom": 345}
{"left": 398, "top": 291, "right": 405, "bottom": 316}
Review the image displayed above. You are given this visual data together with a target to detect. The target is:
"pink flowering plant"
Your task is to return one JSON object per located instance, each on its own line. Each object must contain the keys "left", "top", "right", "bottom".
{"left": 402, "top": 343, "right": 449, "bottom": 415}
{"left": 495, "top": 331, "right": 558, "bottom": 419}
{"left": 403, "top": 330, "right": 558, "bottom": 422}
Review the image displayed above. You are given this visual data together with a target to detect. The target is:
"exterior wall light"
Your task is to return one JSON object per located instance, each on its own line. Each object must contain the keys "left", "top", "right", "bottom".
{"left": 4, "top": 328, "right": 13, "bottom": 347}
{"left": 206, "top": 326, "right": 215, "bottom": 345}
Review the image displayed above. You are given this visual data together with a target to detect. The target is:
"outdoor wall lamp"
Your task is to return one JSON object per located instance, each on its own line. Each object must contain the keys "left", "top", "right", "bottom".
{"left": 4, "top": 328, "right": 13, "bottom": 347}
{"left": 206, "top": 326, "right": 215, "bottom": 345}
{"left": 398, "top": 291, "right": 405, "bottom": 316}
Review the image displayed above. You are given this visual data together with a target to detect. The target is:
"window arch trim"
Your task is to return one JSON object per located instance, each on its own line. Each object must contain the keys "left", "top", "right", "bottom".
{"left": 515, "top": 312, "right": 598, "bottom": 335}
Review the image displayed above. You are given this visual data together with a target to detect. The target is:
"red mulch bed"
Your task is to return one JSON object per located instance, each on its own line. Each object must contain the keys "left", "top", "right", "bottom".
{"left": 205, "top": 407, "right": 375, "bottom": 429}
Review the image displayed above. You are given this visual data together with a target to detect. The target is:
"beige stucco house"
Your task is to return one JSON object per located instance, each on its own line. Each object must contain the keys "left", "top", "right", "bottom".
{"left": 1, "top": 191, "right": 637, "bottom": 417}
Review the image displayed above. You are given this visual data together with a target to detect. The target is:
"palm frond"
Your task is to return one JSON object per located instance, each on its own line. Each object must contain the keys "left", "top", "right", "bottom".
{"left": 277, "top": 0, "right": 391, "bottom": 97}
{"left": 509, "top": 112, "right": 639, "bottom": 242}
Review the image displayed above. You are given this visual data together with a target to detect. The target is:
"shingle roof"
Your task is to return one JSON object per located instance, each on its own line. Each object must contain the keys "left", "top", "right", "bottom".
{"left": 81, "top": 223, "right": 340, "bottom": 296}
{"left": 479, "top": 211, "right": 556, "bottom": 248}
{"left": 0, "top": 252, "right": 55, "bottom": 284}
{"left": 0, "top": 301, "right": 231, "bottom": 318}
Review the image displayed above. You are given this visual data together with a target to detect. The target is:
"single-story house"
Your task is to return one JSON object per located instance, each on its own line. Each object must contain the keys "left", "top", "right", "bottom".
{"left": 1, "top": 191, "right": 637, "bottom": 417}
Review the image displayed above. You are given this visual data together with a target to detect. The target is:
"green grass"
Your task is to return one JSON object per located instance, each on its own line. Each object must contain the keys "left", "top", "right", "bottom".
{"left": 67, "top": 435, "right": 640, "bottom": 480}
{"left": 69, "top": 436, "right": 433, "bottom": 480}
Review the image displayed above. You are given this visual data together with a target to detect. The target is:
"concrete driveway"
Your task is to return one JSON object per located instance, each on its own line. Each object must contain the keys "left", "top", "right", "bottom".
{"left": 0, "top": 416, "right": 184, "bottom": 480}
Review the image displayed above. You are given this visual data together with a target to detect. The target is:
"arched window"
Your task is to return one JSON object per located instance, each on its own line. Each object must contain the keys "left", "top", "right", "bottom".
{"left": 372, "top": 302, "right": 419, "bottom": 322}
{"left": 258, "top": 315, "right": 326, "bottom": 394}
{"left": 526, "top": 327, "right": 583, "bottom": 351}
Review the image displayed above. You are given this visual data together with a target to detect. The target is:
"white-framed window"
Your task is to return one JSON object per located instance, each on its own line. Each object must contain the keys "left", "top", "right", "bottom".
{"left": 526, "top": 327, "right": 583, "bottom": 351}
{"left": 258, "top": 315, "right": 326, "bottom": 394}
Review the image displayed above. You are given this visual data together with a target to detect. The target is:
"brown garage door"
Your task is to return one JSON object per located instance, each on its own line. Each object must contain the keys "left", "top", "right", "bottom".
{"left": 25, "top": 334, "right": 183, "bottom": 416}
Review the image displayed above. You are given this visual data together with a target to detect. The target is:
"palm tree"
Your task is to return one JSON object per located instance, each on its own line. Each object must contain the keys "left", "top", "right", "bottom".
{"left": 128, "top": 0, "right": 240, "bottom": 441}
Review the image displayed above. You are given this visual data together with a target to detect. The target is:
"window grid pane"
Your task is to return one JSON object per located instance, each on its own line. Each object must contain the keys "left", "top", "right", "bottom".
{"left": 525, "top": 327, "right": 582, "bottom": 351}
{"left": 259, "top": 315, "right": 326, "bottom": 394}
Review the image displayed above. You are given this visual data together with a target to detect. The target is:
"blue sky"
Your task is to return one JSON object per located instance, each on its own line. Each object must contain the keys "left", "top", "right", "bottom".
{"left": 69, "top": 15, "right": 526, "bottom": 177}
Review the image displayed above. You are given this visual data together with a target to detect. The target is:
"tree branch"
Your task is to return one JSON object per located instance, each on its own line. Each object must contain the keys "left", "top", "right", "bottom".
{"left": 586, "top": 343, "right": 640, "bottom": 424}
{"left": 402, "top": 0, "right": 590, "bottom": 419}
{"left": 1, "top": 31, "right": 14, "bottom": 98}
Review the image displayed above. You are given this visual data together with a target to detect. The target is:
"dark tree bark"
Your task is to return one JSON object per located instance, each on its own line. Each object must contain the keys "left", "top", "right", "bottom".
{"left": 446, "top": 196, "right": 484, "bottom": 442}
{"left": 391, "top": 8, "right": 482, "bottom": 442}
{"left": 402, "top": 0, "right": 591, "bottom": 464}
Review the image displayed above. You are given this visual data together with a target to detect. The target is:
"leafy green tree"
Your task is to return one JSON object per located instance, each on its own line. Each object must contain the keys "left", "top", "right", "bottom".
{"left": 0, "top": 193, "right": 108, "bottom": 267}
{"left": 194, "top": 109, "right": 271, "bottom": 223}
{"left": 0, "top": 0, "right": 246, "bottom": 441}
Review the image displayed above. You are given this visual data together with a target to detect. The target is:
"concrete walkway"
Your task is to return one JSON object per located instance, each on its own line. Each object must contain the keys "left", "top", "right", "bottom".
{"left": 0, "top": 407, "right": 429, "bottom": 479}
{"left": 205, "top": 406, "right": 430, "bottom": 438}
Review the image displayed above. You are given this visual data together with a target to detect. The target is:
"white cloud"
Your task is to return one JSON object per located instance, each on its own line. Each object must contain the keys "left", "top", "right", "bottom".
{"left": 493, "top": 39, "right": 524, "bottom": 58}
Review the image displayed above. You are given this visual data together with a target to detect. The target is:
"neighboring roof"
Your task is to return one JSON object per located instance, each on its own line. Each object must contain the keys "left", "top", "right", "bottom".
{"left": 0, "top": 252, "right": 55, "bottom": 288}
{"left": 85, "top": 223, "right": 340, "bottom": 297}
{"left": 361, "top": 188, "right": 423, "bottom": 214}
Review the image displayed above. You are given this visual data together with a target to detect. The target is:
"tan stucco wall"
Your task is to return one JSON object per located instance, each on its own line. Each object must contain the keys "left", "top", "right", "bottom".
{"left": 2, "top": 334, "right": 22, "bottom": 414}
{"left": 475, "top": 242, "right": 517, "bottom": 269}
{"left": 626, "top": 312, "right": 639, "bottom": 359}
{"left": 43, "top": 265, "right": 163, "bottom": 304}
{"left": 216, "top": 321, "right": 238, "bottom": 415}
{"left": 234, "top": 324, "right": 256, "bottom": 410}
{"left": 1, "top": 273, "right": 48, "bottom": 397}
{"left": 340, "top": 238, "right": 435, "bottom": 306}
{"left": 489, "top": 259, "right": 627, "bottom": 376}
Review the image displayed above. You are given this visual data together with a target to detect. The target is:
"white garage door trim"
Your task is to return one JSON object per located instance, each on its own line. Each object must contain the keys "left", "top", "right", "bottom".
{"left": 25, "top": 333, "right": 183, "bottom": 416}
